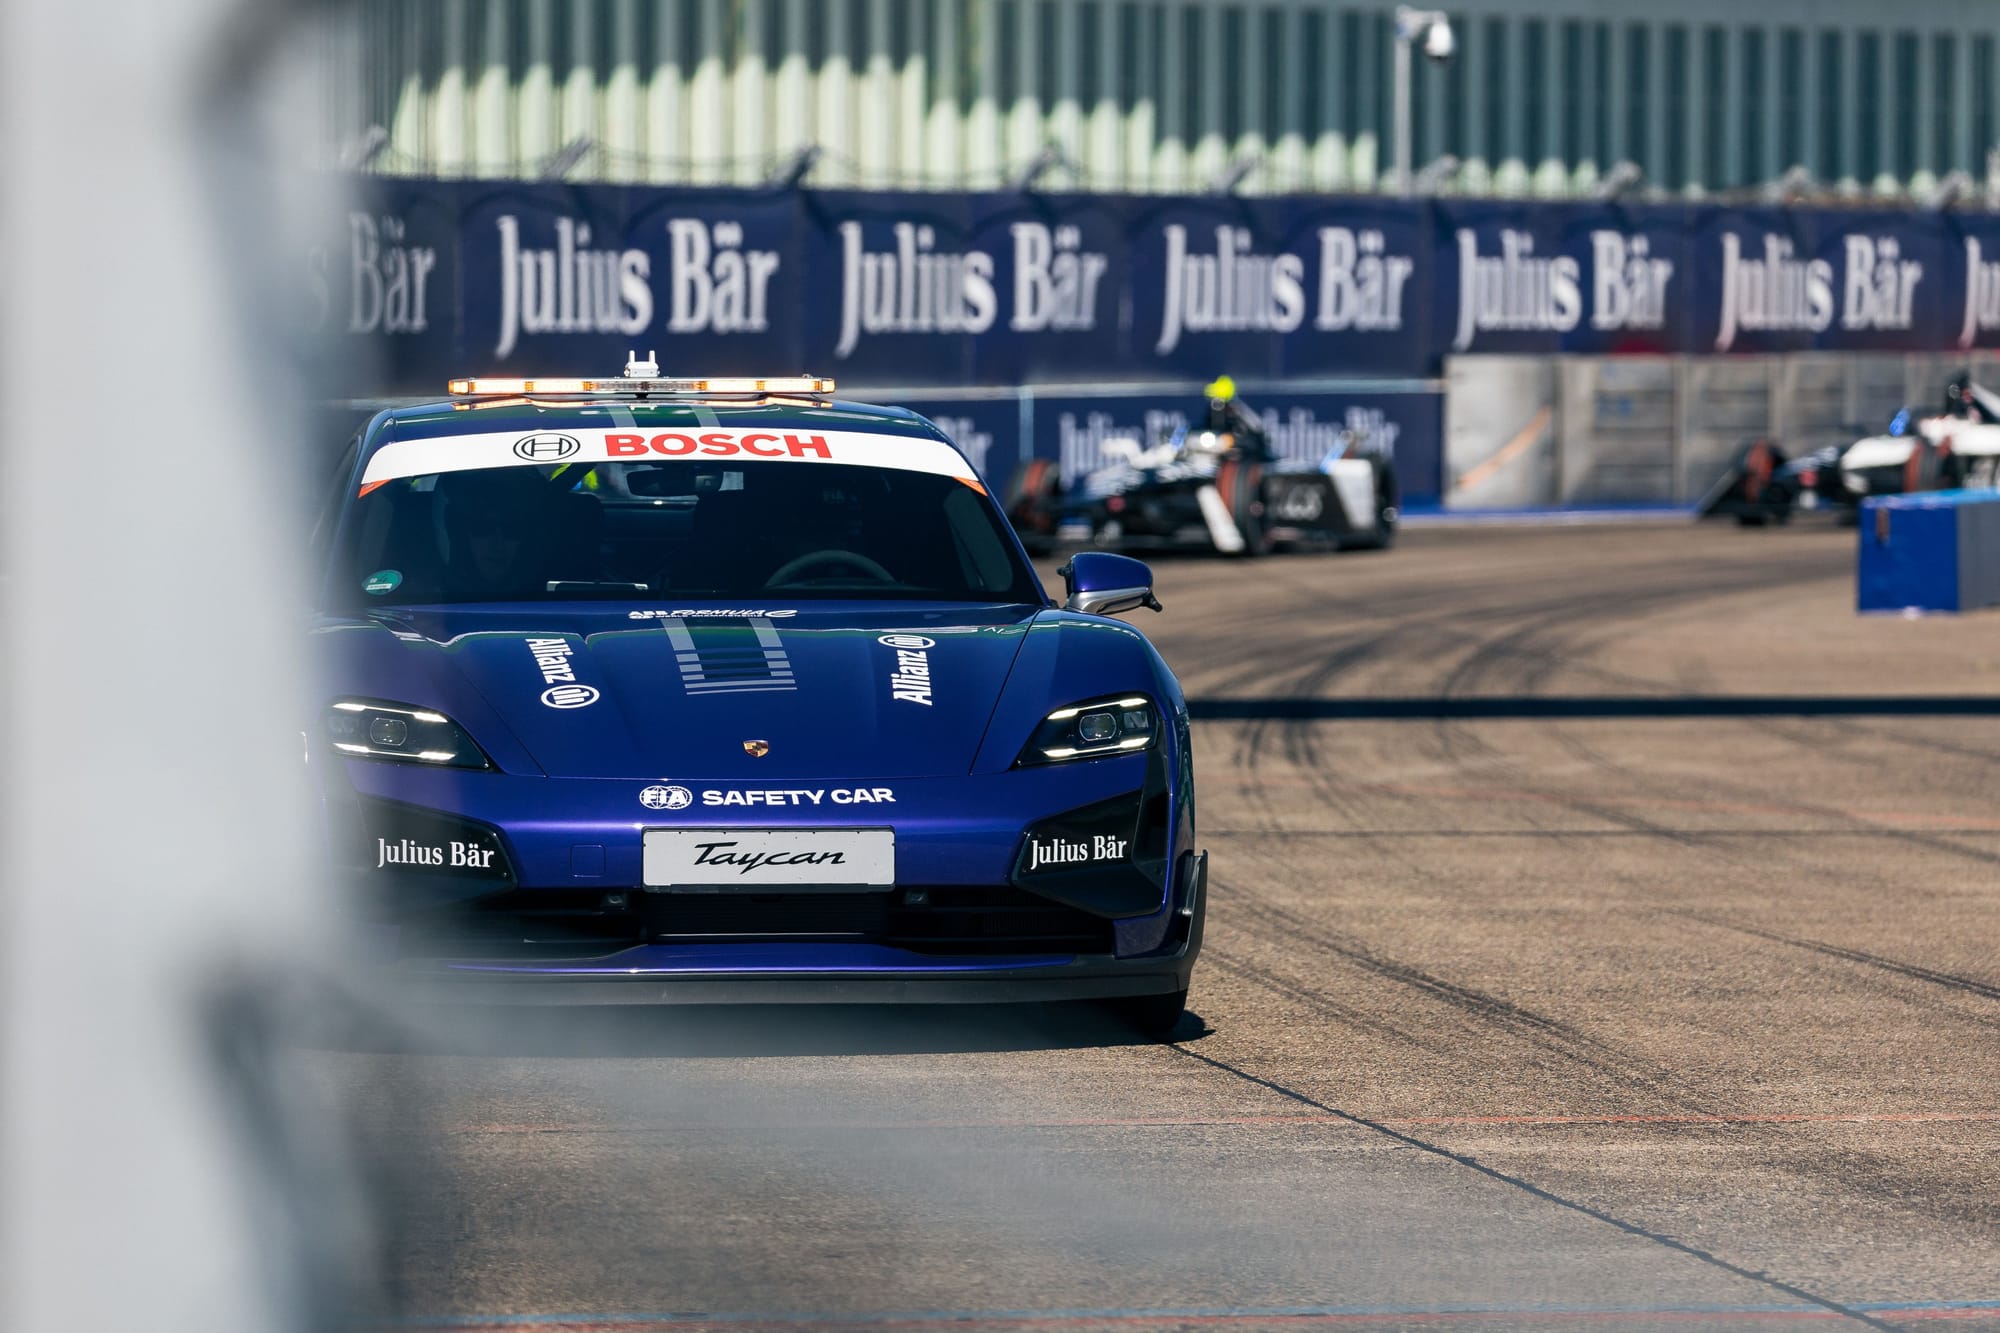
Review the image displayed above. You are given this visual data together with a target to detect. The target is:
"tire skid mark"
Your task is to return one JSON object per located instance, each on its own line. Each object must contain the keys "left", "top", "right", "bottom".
{"left": 1198, "top": 947, "right": 1444, "bottom": 1054}
{"left": 1164, "top": 1045, "right": 1899, "bottom": 1333}
{"left": 1273, "top": 625, "right": 1439, "bottom": 873}
{"left": 1215, "top": 881, "right": 1722, "bottom": 1115}
{"left": 1368, "top": 565, "right": 2000, "bottom": 877}
{"left": 1414, "top": 564, "right": 1826, "bottom": 815}
{"left": 1670, "top": 912, "right": 2000, "bottom": 1007}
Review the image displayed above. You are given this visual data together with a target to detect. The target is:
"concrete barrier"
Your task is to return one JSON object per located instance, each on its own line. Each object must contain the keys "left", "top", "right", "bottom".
{"left": 1446, "top": 350, "right": 2000, "bottom": 512}
{"left": 1857, "top": 490, "right": 2000, "bottom": 613}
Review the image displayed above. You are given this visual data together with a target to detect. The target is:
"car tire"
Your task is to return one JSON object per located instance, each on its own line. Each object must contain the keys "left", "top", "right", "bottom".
{"left": 1005, "top": 458, "right": 1062, "bottom": 552}
{"left": 1349, "top": 465, "right": 1399, "bottom": 550}
{"left": 1108, "top": 988, "right": 1189, "bottom": 1039}
{"left": 1217, "top": 459, "right": 1267, "bottom": 556}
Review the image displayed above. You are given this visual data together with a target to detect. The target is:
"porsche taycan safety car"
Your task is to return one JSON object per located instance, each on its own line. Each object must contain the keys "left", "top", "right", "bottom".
{"left": 309, "top": 358, "right": 1204, "bottom": 1032}
{"left": 1009, "top": 418, "right": 1397, "bottom": 557}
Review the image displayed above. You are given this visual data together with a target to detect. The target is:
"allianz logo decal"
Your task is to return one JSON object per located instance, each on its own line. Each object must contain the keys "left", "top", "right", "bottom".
{"left": 1714, "top": 232, "right": 1923, "bottom": 350}
{"left": 528, "top": 636, "right": 577, "bottom": 685}
{"left": 528, "top": 636, "right": 600, "bottom": 709}
{"left": 879, "top": 633, "right": 936, "bottom": 707}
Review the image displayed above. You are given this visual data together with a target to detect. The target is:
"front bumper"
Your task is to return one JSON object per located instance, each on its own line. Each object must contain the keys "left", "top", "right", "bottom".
{"left": 377, "top": 851, "right": 1206, "bottom": 1005}
{"left": 328, "top": 749, "right": 1203, "bottom": 1003}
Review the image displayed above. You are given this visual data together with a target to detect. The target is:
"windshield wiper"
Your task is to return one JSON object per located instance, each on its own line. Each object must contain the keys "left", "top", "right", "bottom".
{"left": 544, "top": 580, "right": 651, "bottom": 596}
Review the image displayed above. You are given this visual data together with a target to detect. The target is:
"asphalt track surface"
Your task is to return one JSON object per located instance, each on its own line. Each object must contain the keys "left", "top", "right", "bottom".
{"left": 323, "top": 521, "right": 2000, "bottom": 1333}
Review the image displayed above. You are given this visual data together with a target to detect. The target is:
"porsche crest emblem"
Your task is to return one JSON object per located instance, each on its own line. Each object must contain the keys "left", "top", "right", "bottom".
{"left": 743, "top": 739, "right": 771, "bottom": 758}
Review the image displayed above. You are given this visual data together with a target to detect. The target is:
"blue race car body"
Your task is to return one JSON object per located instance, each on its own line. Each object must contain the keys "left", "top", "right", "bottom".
{"left": 309, "top": 373, "right": 1203, "bottom": 1020}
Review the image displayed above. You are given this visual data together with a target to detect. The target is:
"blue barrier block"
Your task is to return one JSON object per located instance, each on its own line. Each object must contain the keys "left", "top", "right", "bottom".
{"left": 1857, "top": 490, "right": 2000, "bottom": 614}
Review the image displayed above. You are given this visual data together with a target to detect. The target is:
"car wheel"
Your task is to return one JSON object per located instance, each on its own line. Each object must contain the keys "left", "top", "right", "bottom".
{"left": 1217, "top": 459, "right": 1267, "bottom": 556}
{"left": 1004, "top": 458, "right": 1062, "bottom": 551}
{"left": 1108, "top": 989, "right": 1190, "bottom": 1039}
{"left": 1350, "top": 465, "right": 1399, "bottom": 550}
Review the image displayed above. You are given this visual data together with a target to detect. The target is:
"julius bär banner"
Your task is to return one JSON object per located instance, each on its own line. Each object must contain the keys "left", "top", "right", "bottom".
{"left": 309, "top": 177, "right": 2000, "bottom": 395}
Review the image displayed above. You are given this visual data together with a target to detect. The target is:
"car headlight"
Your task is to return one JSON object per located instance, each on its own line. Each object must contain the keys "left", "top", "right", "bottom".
{"left": 323, "top": 699, "right": 490, "bottom": 769}
{"left": 1016, "top": 695, "right": 1158, "bottom": 766}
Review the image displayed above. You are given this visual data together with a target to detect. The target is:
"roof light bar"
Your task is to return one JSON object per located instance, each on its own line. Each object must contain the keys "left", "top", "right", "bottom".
{"left": 447, "top": 374, "right": 836, "bottom": 398}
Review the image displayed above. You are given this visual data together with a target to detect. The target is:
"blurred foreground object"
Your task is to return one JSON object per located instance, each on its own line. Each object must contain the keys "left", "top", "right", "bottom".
{"left": 1, "top": 1, "right": 375, "bottom": 1330}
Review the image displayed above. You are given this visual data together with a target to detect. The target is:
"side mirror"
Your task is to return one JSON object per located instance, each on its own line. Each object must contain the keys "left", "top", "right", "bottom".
{"left": 1059, "top": 552, "right": 1162, "bottom": 616}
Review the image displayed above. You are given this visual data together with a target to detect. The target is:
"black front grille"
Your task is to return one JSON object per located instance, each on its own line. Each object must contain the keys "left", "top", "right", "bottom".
{"left": 390, "top": 885, "right": 1115, "bottom": 961}
{"left": 645, "top": 892, "right": 890, "bottom": 940}
{"left": 647, "top": 885, "right": 1113, "bottom": 955}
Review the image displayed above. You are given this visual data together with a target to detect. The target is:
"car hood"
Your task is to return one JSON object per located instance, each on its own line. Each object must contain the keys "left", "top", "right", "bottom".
{"left": 317, "top": 603, "right": 1040, "bottom": 779}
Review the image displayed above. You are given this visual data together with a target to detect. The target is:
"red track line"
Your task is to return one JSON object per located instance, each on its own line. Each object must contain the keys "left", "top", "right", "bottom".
{"left": 445, "top": 1109, "right": 2000, "bottom": 1136}
{"left": 422, "top": 1308, "right": 2000, "bottom": 1330}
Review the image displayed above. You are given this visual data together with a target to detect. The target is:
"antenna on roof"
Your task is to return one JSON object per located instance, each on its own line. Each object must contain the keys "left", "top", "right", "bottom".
{"left": 624, "top": 349, "right": 660, "bottom": 379}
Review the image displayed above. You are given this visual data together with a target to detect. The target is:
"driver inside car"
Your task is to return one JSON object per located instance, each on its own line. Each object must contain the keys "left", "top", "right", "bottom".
{"left": 1198, "top": 374, "right": 1272, "bottom": 459}
{"left": 433, "top": 469, "right": 560, "bottom": 602}
{"left": 760, "top": 477, "right": 896, "bottom": 587}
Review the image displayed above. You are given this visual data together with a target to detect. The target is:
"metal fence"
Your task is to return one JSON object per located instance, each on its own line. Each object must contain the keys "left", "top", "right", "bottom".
{"left": 323, "top": 0, "right": 2000, "bottom": 200}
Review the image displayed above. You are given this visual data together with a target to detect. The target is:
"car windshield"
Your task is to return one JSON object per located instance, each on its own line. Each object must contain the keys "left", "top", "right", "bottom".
{"left": 331, "top": 459, "right": 1042, "bottom": 608}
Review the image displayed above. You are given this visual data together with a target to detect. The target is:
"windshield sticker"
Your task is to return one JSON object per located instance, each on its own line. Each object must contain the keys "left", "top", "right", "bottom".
{"left": 662, "top": 615, "right": 797, "bottom": 696}
{"left": 361, "top": 427, "right": 978, "bottom": 490}
{"left": 879, "top": 633, "right": 936, "bottom": 706}
{"left": 363, "top": 569, "right": 403, "bottom": 596}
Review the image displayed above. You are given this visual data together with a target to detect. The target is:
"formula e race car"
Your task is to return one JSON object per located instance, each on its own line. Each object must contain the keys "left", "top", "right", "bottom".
{"left": 1704, "top": 375, "right": 2000, "bottom": 525}
{"left": 1701, "top": 437, "right": 1853, "bottom": 525}
{"left": 1007, "top": 421, "right": 1398, "bottom": 557}
{"left": 308, "top": 358, "right": 1204, "bottom": 1033}
{"left": 1837, "top": 380, "right": 2000, "bottom": 498}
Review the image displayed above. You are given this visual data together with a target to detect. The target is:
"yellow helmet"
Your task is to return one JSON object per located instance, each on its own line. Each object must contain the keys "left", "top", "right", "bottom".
{"left": 1204, "top": 374, "right": 1236, "bottom": 401}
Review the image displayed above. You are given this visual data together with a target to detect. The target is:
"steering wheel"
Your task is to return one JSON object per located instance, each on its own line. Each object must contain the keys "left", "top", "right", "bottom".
{"left": 765, "top": 548, "right": 896, "bottom": 586}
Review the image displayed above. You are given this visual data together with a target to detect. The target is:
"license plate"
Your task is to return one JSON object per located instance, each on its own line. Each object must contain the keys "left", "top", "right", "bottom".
{"left": 642, "top": 828, "right": 895, "bottom": 890}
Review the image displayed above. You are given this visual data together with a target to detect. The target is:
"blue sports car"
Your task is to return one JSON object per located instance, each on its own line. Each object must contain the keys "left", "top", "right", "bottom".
{"left": 309, "top": 361, "right": 1205, "bottom": 1033}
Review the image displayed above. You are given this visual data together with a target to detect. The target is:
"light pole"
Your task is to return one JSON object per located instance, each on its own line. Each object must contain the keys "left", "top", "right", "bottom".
{"left": 1392, "top": 7, "right": 1454, "bottom": 196}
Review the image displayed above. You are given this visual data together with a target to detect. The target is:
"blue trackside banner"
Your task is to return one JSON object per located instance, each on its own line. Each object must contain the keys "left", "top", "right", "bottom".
{"left": 317, "top": 177, "right": 2000, "bottom": 395}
